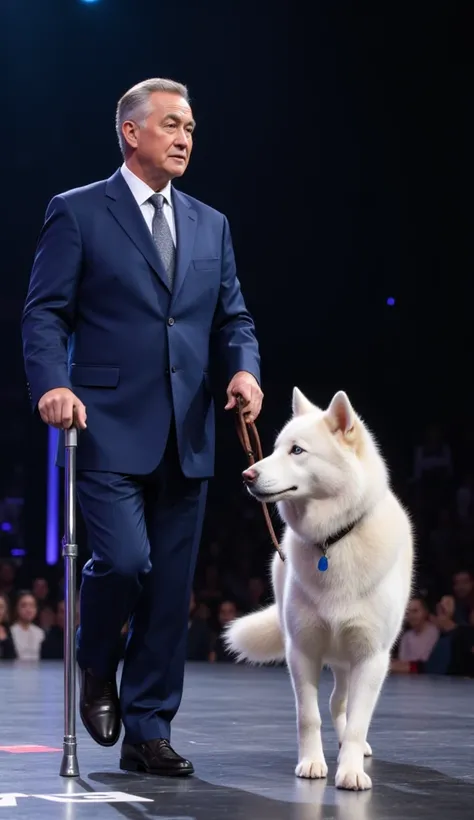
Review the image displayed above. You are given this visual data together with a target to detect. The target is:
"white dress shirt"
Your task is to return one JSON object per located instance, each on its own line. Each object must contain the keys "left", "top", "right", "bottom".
{"left": 10, "top": 623, "right": 45, "bottom": 661}
{"left": 120, "top": 162, "right": 176, "bottom": 246}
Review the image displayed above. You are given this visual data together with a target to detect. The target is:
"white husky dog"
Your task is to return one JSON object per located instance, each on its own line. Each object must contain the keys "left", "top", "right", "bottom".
{"left": 225, "top": 388, "right": 413, "bottom": 791}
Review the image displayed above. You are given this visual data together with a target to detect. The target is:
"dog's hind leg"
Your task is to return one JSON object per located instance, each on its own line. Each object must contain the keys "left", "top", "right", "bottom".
{"left": 330, "top": 666, "right": 372, "bottom": 758}
{"left": 336, "top": 651, "right": 390, "bottom": 791}
{"left": 287, "top": 644, "right": 328, "bottom": 780}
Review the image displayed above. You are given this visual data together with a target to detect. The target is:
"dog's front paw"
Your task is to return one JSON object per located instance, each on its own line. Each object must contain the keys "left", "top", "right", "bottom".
{"left": 335, "top": 765, "right": 372, "bottom": 791}
{"left": 295, "top": 757, "right": 328, "bottom": 779}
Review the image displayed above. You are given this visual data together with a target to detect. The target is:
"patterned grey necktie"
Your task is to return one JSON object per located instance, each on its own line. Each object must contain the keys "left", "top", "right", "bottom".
{"left": 149, "top": 193, "right": 175, "bottom": 288}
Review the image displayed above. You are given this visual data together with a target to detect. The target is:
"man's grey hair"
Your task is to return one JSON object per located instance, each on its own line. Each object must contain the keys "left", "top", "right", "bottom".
{"left": 115, "top": 78, "right": 190, "bottom": 156}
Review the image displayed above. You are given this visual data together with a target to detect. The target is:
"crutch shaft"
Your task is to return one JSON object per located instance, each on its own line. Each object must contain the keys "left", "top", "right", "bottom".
{"left": 60, "top": 427, "right": 80, "bottom": 777}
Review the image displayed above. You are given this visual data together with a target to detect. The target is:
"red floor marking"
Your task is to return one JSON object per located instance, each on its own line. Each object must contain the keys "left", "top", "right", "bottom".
{"left": 0, "top": 745, "right": 61, "bottom": 754}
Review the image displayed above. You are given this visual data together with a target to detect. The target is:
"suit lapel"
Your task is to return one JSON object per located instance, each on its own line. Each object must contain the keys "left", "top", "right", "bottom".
{"left": 105, "top": 170, "right": 171, "bottom": 293}
{"left": 171, "top": 188, "right": 197, "bottom": 304}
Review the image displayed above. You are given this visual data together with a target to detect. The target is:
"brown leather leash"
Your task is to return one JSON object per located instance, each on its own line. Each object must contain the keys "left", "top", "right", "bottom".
{"left": 234, "top": 395, "right": 285, "bottom": 562}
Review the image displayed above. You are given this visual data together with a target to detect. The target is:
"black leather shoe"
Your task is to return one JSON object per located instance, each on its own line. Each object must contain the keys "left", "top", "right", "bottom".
{"left": 79, "top": 668, "right": 121, "bottom": 747}
{"left": 120, "top": 739, "right": 194, "bottom": 776}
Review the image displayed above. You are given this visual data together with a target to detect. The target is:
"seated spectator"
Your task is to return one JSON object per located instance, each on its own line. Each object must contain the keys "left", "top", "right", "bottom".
{"left": 391, "top": 596, "right": 474, "bottom": 677}
{"left": 391, "top": 597, "right": 439, "bottom": 672}
{"left": 422, "top": 596, "right": 459, "bottom": 674}
{"left": 0, "top": 592, "right": 16, "bottom": 659}
{"left": 10, "top": 592, "right": 45, "bottom": 661}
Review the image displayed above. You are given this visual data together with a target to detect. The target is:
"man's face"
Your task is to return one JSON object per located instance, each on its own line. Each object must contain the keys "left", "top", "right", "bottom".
{"left": 123, "top": 91, "right": 195, "bottom": 181}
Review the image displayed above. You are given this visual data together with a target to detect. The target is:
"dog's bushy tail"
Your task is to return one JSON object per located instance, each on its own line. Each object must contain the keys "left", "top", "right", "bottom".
{"left": 224, "top": 603, "right": 285, "bottom": 663}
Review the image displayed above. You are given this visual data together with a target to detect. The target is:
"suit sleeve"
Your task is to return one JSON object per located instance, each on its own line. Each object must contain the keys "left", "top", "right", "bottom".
{"left": 211, "top": 216, "right": 261, "bottom": 384}
{"left": 21, "top": 195, "right": 82, "bottom": 410}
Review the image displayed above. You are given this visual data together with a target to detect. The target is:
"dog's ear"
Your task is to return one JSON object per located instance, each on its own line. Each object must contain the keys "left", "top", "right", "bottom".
{"left": 326, "top": 391, "right": 356, "bottom": 437}
{"left": 292, "top": 387, "right": 315, "bottom": 416}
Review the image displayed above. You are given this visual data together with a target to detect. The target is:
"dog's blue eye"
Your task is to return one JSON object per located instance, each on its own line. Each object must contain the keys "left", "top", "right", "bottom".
{"left": 290, "top": 445, "right": 304, "bottom": 455}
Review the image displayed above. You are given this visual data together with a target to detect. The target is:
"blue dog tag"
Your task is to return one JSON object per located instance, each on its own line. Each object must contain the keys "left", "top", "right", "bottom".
{"left": 318, "top": 555, "right": 328, "bottom": 572}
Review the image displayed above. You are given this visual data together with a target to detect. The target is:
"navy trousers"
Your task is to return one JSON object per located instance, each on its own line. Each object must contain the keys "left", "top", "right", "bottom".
{"left": 75, "top": 428, "right": 207, "bottom": 743}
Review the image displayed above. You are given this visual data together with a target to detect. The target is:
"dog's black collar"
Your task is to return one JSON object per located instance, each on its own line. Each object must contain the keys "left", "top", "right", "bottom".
{"left": 315, "top": 515, "right": 364, "bottom": 571}
{"left": 318, "top": 517, "right": 363, "bottom": 550}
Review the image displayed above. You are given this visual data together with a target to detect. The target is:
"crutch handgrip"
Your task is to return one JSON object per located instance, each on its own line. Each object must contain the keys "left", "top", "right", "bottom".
{"left": 64, "top": 426, "right": 78, "bottom": 448}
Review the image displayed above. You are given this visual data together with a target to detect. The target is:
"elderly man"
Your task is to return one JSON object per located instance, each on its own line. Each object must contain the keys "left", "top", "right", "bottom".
{"left": 22, "top": 77, "right": 262, "bottom": 775}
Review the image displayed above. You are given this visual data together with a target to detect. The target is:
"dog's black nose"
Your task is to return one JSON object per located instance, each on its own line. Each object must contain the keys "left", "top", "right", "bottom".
{"left": 242, "top": 467, "right": 257, "bottom": 483}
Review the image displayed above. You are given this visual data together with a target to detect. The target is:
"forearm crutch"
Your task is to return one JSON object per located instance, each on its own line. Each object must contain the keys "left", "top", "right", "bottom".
{"left": 59, "top": 427, "right": 80, "bottom": 777}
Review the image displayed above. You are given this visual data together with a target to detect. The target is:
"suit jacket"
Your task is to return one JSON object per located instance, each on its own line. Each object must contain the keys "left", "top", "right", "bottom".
{"left": 21, "top": 169, "right": 260, "bottom": 477}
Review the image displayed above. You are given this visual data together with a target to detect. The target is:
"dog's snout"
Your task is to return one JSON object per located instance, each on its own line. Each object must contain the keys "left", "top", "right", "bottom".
{"left": 242, "top": 467, "right": 257, "bottom": 483}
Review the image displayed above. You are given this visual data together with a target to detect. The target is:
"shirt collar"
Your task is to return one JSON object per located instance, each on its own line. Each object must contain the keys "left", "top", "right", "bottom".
{"left": 120, "top": 162, "right": 173, "bottom": 207}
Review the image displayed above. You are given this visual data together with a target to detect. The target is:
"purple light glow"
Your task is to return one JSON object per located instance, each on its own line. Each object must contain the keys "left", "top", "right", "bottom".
{"left": 46, "top": 427, "right": 60, "bottom": 565}
{"left": 386, "top": 297, "right": 395, "bottom": 306}
{"left": 1, "top": 522, "right": 12, "bottom": 532}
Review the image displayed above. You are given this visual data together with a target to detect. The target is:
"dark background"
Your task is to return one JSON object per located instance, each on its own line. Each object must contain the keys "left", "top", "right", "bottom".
{"left": 1, "top": 0, "right": 472, "bottom": 564}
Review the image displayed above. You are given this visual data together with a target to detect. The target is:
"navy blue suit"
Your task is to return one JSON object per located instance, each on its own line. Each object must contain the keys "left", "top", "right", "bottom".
{"left": 22, "top": 169, "right": 260, "bottom": 743}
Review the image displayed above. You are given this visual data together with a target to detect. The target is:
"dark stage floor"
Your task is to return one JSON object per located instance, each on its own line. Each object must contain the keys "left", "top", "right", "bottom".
{"left": 0, "top": 662, "right": 473, "bottom": 819}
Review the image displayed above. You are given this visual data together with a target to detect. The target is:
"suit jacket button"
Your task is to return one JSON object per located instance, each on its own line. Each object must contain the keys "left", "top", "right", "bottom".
{"left": 167, "top": 317, "right": 175, "bottom": 326}
{"left": 171, "top": 366, "right": 176, "bottom": 373}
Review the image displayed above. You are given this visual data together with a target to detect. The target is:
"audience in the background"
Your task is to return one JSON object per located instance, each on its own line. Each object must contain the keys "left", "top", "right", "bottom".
{"left": 391, "top": 597, "right": 439, "bottom": 673}
{"left": 0, "top": 414, "right": 473, "bottom": 678}
{"left": 31, "top": 577, "right": 57, "bottom": 632}
{"left": 392, "top": 592, "right": 474, "bottom": 677}
{"left": 10, "top": 592, "right": 44, "bottom": 661}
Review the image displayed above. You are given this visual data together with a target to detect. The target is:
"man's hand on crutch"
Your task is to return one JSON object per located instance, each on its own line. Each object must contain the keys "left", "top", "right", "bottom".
{"left": 38, "top": 387, "right": 87, "bottom": 430}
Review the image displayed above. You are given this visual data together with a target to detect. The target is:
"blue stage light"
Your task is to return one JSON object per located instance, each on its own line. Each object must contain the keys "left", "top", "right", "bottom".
{"left": 81, "top": 0, "right": 101, "bottom": 4}
{"left": 386, "top": 297, "right": 395, "bottom": 306}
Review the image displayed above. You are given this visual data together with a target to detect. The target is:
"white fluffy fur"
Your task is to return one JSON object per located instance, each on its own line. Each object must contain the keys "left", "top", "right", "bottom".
{"left": 225, "top": 388, "right": 414, "bottom": 791}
